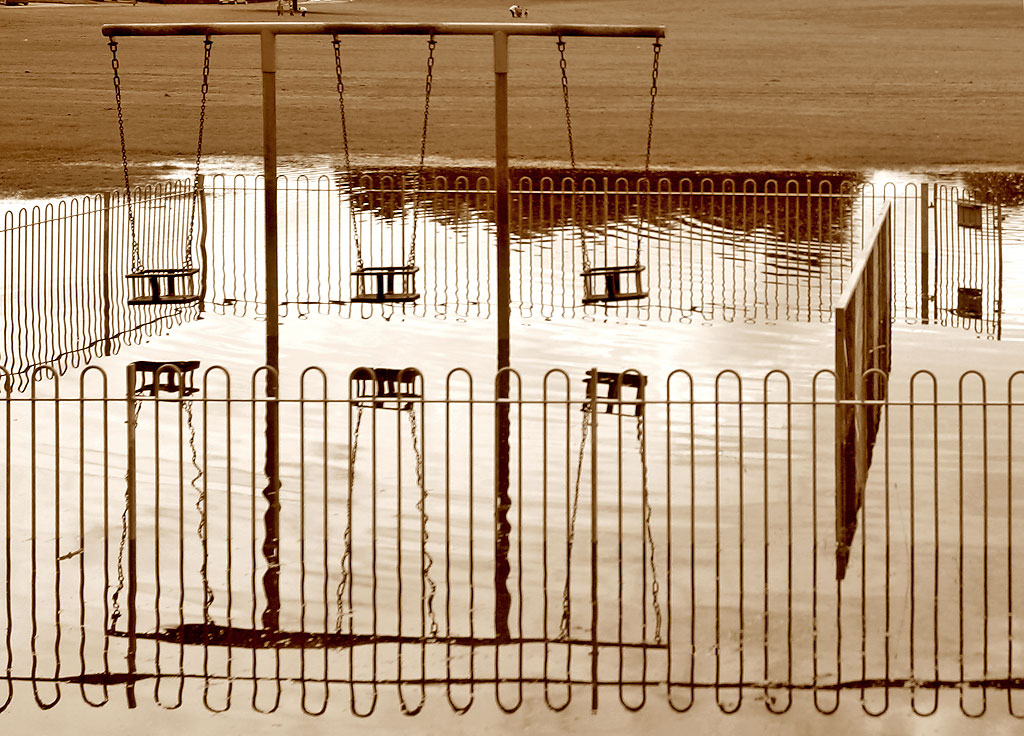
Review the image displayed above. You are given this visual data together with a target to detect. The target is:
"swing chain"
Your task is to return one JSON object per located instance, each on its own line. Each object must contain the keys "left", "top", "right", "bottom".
{"left": 559, "top": 403, "right": 590, "bottom": 641}
{"left": 111, "top": 400, "right": 141, "bottom": 627}
{"left": 185, "top": 400, "right": 215, "bottom": 622}
{"left": 407, "top": 406, "right": 439, "bottom": 638}
{"left": 184, "top": 36, "right": 213, "bottom": 272}
{"left": 409, "top": 35, "right": 436, "bottom": 270}
{"left": 332, "top": 35, "right": 364, "bottom": 271}
{"left": 336, "top": 404, "right": 362, "bottom": 632}
{"left": 556, "top": 37, "right": 591, "bottom": 274}
{"left": 556, "top": 37, "right": 575, "bottom": 169}
{"left": 636, "top": 409, "right": 662, "bottom": 645}
{"left": 644, "top": 40, "right": 661, "bottom": 174}
{"left": 109, "top": 39, "right": 140, "bottom": 273}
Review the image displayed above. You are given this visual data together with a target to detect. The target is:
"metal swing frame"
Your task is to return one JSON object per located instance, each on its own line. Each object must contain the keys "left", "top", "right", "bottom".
{"left": 100, "top": 23, "right": 666, "bottom": 687}
{"left": 556, "top": 35, "right": 662, "bottom": 305}
{"left": 334, "top": 34, "right": 433, "bottom": 304}
{"left": 110, "top": 36, "right": 211, "bottom": 307}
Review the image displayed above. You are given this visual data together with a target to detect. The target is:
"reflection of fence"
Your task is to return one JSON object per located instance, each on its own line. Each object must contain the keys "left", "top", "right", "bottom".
{"left": 207, "top": 173, "right": 861, "bottom": 323}
{"left": 3, "top": 364, "right": 1024, "bottom": 716}
{"left": 932, "top": 185, "right": 1003, "bottom": 337}
{"left": 834, "top": 203, "right": 892, "bottom": 579}
{"left": 0, "top": 182, "right": 202, "bottom": 389}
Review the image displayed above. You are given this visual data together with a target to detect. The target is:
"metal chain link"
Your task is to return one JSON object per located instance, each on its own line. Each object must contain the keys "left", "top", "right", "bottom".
{"left": 184, "top": 37, "right": 213, "bottom": 271}
{"left": 644, "top": 40, "right": 661, "bottom": 174}
{"left": 407, "top": 406, "right": 439, "bottom": 638}
{"left": 336, "top": 404, "right": 362, "bottom": 632}
{"left": 556, "top": 37, "right": 575, "bottom": 169}
{"left": 635, "top": 39, "right": 662, "bottom": 271}
{"left": 408, "top": 36, "right": 436, "bottom": 269}
{"left": 109, "top": 39, "right": 140, "bottom": 273}
{"left": 332, "top": 35, "right": 364, "bottom": 271}
{"left": 185, "top": 400, "right": 215, "bottom": 623}
{"left": 636, "top": 409, "right": 662, "bottom": 645}
{"left": 111, "top": 400, "right": 141, "bottom": 627}
{"left": 556, "top": 37, "right": 591, "bottom": 273}
{"left": 559, "top": 403, "right": 590, "bottom": 641}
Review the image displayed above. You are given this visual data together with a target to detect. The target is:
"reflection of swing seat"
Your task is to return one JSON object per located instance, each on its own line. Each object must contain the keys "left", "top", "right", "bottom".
{"left": 132, "top": 360, "right": 200, "bottom": 397}
{"left": 581, "top": 264, "right": 648, "bottom": 304}
{"left": 127, "top": 268, "right": 200, "bottom": 306}
{"left": 350, "top": 266, "right": 419, "bottom": 303}
{"left": 583, "top": 370, "right": 646, "bottom": 416}
{"left": 351, "top": 367, "right": 422, "bottom": 410}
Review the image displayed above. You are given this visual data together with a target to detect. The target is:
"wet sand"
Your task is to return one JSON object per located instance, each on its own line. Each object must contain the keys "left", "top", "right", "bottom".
{"left": 2, "top": 0, "right": 1024, "bottom": 198}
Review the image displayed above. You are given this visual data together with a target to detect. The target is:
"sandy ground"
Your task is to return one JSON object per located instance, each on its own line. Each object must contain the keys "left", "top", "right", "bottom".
{"left": 2, "top": 0, "right": 1024, "bottom": 199}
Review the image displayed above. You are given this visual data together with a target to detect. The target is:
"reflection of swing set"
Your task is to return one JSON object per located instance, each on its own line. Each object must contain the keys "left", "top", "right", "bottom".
{"left": 561, "top": 369, "right": 662, "bottom": 644}
{"left": 111, "top": 361, "right": 213, "bottom": 638}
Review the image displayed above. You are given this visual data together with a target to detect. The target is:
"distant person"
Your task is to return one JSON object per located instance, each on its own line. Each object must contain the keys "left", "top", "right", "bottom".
{"left": 508, "top": 5, "right": 527, "bottom": 18}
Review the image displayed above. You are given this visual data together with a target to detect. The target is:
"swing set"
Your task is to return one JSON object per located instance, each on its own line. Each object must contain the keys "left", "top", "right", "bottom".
{"left": 109, "top": 37, "right": 210, "bottom": 307}
{"left": 100, "top": 23, "right": 667, "bottom": 689}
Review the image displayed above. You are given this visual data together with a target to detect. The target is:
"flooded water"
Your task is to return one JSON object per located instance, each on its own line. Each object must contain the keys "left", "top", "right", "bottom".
{"left": 3, "top": 167, "right": 1024, "bottom": 719}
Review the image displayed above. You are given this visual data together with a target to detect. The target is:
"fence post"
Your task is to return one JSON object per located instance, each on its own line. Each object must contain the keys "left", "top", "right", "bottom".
{"left": 103, "top": 192, "right": 113, "bottom": 357}
{"left": 588, "top": 367, "right": 599, "bottom": 710}
{"left": 196, "top": 173, "right": 209, "bottom": 316}
{"left": 124, "top": 363, "right": 138, "bottom": 707}
{"left": 920, "top": 182, "right": 930, "bottom": 325}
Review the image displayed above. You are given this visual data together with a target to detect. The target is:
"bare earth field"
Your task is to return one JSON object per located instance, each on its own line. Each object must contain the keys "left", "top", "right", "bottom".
{"left": 1, "top": 0, "right": 1023, "bottom": 198}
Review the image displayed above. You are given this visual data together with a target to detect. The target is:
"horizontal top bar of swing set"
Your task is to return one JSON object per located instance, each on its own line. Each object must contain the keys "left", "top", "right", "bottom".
{"left": 101, "top": 21, "right": 665, "bottom": 39}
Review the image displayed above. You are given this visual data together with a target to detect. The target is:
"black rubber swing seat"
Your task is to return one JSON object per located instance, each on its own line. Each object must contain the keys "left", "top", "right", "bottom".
{"left": 126, "top": 268, "right": 201, "bottom": 306}
{"left": 350, "top": 266, "right": 419, "bottom": 303}
{"left": 581, "top": 264, "right": 648, "bottom": 304}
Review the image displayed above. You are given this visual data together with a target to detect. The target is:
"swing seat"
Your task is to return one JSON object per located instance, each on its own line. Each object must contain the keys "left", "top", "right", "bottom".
{"left": 351, "top": 367, "right": 422, "bottom": 410}
{"left": 132, "top": 360, "right": 200, "bottom": 398}
{"left": 581, "top": 264, "right": 648, "bottom": 304}
{"left": 350, "top": 266, "right": 419, "bottom": 303}
{"left": 127, "top": 268, "right": 200, "bottom": 306}
{"left": 583, "top": 370, "right": 646, "bottom": 416}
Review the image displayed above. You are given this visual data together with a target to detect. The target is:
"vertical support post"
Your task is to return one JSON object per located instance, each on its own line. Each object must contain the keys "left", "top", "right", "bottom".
{"left": 920, "top": 182, "right": 930, "bottom": 325}
{"left": 124, "top": 363, "right": 138, "bottom": 707}
{"left": 587, "top": 368, "right": 599, "bottom": 710}
{"left": 260, "top": 29, "right": 282, "bottom": 632}
{"left": 492, "top": 30, "right": 512, "bottom": 642}
{"left": 102, "top": 192, "right": 113, "bottom": 357}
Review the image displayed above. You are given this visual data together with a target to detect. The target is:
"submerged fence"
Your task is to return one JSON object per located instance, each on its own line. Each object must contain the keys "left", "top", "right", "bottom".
{"left": 0, "top": 181, "right": 203, "bottom": 390}
{"left": 2, "top": 364, "right": 1024, "bottom": 716}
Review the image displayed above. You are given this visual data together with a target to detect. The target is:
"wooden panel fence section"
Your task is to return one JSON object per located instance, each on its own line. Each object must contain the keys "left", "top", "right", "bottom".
{"left": 834, "top": 202, "right": 893, "bottom": 579}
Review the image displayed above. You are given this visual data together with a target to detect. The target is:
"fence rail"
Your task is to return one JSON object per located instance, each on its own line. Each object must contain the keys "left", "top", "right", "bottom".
{"left": 2, "top": 364, "right": 1023, "bottom": 716}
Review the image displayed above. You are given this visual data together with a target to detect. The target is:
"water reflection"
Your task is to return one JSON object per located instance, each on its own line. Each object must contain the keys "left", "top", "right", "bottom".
{"left": 339, "top": 167, "right": 863, "bottom": 244}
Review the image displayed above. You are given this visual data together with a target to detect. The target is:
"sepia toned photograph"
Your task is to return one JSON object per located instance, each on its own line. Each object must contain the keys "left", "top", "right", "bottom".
{"left": 3, "top": 1, "right": 1024, "bottom": 733}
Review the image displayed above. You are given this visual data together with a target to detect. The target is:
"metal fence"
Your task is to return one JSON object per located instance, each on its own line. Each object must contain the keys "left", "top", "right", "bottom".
{"left": 206, "top": 171, "right": 864, "bottom": 323}
{"left": 2, "top": 363, "right": 1023, "bottom": 716}
{"left": 5, "top": 173, "right": 1014, "bottom": 390}
{"left": 1, "top": 181, "right": 203, "bottom": 390}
